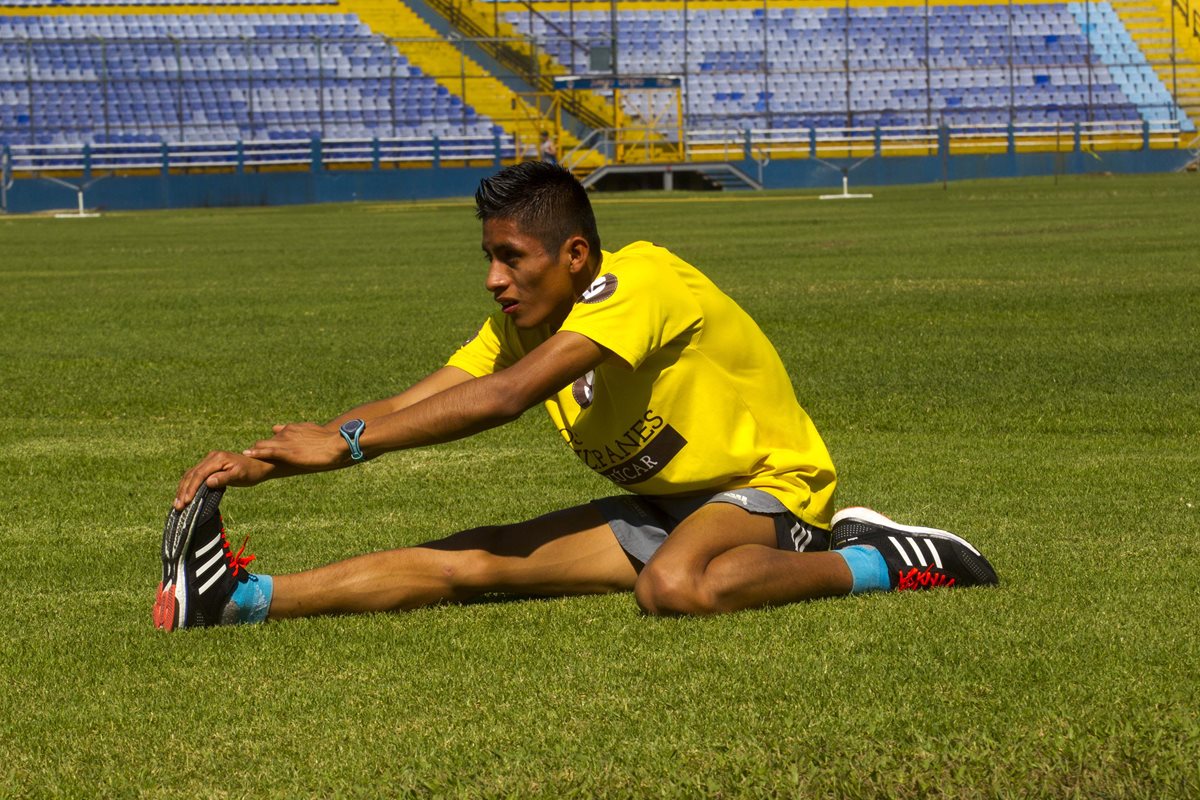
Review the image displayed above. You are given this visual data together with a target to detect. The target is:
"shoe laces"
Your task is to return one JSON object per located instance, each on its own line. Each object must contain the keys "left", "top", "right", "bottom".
{"left": 217, "top": 515, "right": 256, "bottom": 577}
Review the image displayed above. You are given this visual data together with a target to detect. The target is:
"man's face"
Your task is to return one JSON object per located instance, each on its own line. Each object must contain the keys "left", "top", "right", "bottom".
{"left": 481, "top": 217, "right": 579, "bottom": 330}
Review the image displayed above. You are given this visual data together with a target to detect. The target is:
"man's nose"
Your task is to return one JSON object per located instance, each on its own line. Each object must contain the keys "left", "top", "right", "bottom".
{"left": 485, "top": 262, "right": 509, "bottom": 291}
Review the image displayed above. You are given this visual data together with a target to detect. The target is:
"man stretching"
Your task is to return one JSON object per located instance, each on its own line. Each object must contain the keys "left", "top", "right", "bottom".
{"left": 154, "top": 162, "right": 997, "bottom": 630}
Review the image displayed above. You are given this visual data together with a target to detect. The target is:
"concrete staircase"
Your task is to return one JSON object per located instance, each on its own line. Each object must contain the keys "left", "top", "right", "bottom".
{"left": 419, "top": 0, "right": 677, "bottom": 166}
{"left": 337, "top": 0, "right": 555, "bottom": 157}
{"left": 1109, "top": 0, "right": 1200, "bottom": 131}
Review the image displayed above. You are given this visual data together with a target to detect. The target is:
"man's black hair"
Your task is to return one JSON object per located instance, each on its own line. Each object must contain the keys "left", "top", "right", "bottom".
{"left": 474, "top": 161, "right": 601, "bottom": 256}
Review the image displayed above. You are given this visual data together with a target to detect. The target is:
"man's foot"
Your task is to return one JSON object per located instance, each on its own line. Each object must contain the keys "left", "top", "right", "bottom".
{"left": 153, "top": 485, "right": 256, "bottom": 630}
{"left": 831, "top": 506, "right": 999, "bottom": 591}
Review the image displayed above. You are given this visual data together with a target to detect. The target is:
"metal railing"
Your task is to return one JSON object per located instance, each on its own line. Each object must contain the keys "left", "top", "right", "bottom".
{"left": 1, "top": 119, "right": 1187, "bottom": 184}
{"left": 1, "top": 132, "right": 516, "bottom": 175}
{"left": 682, "top": 118, "right": 1188, "bottom": 161}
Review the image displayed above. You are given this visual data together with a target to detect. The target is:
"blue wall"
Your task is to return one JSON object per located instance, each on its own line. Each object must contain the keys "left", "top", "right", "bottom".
{"left": 2, "top": 164, "right": 500, "bottom": 214}
{"left": 2, "top": 149, "right": 1193, "bottom": 214}
{"left": 748, "top": 147, "right": 1193, "bottom": 189}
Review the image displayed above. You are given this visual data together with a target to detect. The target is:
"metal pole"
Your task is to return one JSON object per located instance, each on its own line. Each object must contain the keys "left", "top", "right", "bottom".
{"left": 98, "top": 37, "right": 110, "bottom": 143}
{"left": 1007, "top": 0, "right": 1014, "bottom": 125}
{"left": 245, "top": 36, "right": 255, "bottom": 140}
{"left": 172, "top": 36, "right": 184, "bottom": 141}
{"left": 924, "top": 0, "right": 931, "bottom": 127}
{"left": 683, "top": 0, "right": 690, "bottom": 127}
{"left": 762, "top": 0, "right": 770, "bottom": 130}
{"left": 316, "top": 36, "right": 325, "bottom": 138}
{"left": 610, "top": 0, "right": 619, "bottom": 75}
{"left": 25, "top": 38, "right": 35, "bottom": 145}
{"left": 460, "top": 47, "right": 468, "bottom": 135}
{"left": 390, "top": 41, "right": 398, "bottom": 137}
{"left": 844, "top": 0, "right": 851, "bottom": 129}
{"left": 1085, "top": 0, "right": 1093, "bottom": 123}
{"left": 1170, "top": 0, "right": 1179, "bottom": 125}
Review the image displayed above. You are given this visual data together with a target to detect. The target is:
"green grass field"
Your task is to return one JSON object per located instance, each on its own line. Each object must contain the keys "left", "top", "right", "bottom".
{"left": 2, "top": 174, "right": 1198, "bottom": 798}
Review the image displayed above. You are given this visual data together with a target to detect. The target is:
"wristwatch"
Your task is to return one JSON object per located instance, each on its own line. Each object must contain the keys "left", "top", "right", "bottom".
{"left": 338, "top": 418, "right": 366, "bottom": 462}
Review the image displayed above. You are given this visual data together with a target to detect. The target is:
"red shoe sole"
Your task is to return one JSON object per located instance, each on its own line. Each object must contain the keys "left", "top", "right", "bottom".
{"left": 153, "top": 582, "right": 178, "bottom": 631}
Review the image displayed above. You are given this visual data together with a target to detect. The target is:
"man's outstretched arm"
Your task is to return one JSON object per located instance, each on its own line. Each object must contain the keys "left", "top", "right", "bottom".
{"left": 323, "top": 365, "right": 478, "bottom": 430}
{"left": 174, "top": 332, "right": 604, "bottom": 507}
{"left": 173, "top": 366, "right": 476, "bottom": 510}
{"left": 244, "top": 331, "right": 604, "bottom": 466}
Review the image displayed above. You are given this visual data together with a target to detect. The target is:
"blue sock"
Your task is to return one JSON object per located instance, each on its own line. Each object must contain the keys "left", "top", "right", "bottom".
{"left": 835, "top": 546, "right": 892, "bottom": 594}
{"left": 228, "top": 573, "right": 274, "bottom": 624}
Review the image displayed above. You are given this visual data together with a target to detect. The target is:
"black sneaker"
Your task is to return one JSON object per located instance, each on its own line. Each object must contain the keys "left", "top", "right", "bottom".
{"left": 153, "top": 485, "right": 256, "bottom": 630}
{"left": 831, "top": 506, "right": 999, "bottom": 591}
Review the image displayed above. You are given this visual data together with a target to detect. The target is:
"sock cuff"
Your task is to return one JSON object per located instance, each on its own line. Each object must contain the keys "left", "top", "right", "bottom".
{"left": 836, "top": 545, "right": 892, "bottom": 594}
{"left": 228, "top": 573, "right": 273, "bottom": 624}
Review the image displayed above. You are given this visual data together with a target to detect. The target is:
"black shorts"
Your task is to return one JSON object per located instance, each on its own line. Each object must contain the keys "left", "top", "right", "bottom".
{"left": 592, "top": 488, "right": 831, "bottom": 566}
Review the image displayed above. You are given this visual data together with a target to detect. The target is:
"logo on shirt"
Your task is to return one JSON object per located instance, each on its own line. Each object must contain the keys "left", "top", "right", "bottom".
{"left": 460, "top": 324, "right": 483, "bottom": 347}
{"left": 580, "top": 273, "right": 618, "bottom": 304}
{"left": 559, "top": 409, "right": 688, "bottom": 487}
{"left": 571, "top": 370, "right": 596, "bottom": 408}
{"left": 598, "top": 424, "right": 687, "bottom": 486}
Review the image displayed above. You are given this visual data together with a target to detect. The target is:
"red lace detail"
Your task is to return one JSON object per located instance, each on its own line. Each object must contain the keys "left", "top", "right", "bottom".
{"left": 218, "top": 516, "right": 257, "bottom": 577}
{"left": 897, "top": 566, "right": 955, "bottom": 591}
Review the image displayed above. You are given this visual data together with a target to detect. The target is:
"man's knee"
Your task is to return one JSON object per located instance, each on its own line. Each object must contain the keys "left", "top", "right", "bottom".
{"left": 424, "top": 524, "right": 511, "bottom": 592}
{"left": 634, "top": 562, "right": 718, "bottom": 616}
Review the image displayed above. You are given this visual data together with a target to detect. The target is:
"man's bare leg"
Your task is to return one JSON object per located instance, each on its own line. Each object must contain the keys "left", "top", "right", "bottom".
{"left": 634, "top": 503, "right": 853, "bottom": 616}
{"left": 268, "top": 504, "right": 639, "bottom": 619}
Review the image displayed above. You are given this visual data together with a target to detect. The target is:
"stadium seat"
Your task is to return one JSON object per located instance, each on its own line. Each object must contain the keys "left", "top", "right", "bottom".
{"left": 502, "top": 1, "right": 1179, "bottom": 132}
{"left": 0, "top": 12, "right": 506, "bottom": 146}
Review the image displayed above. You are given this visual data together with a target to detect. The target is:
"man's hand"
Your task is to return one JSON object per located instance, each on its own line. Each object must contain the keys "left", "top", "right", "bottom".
{"left": 174, "top": 451, "right": 276, "bottom": 510}
{"left": 243, "top": 423, "right": 350, "bottom": 471}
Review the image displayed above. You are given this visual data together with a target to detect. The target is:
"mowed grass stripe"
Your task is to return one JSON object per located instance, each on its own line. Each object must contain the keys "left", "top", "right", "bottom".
{"left": 1, "top": 174, "right": 1197, "bottom": 798}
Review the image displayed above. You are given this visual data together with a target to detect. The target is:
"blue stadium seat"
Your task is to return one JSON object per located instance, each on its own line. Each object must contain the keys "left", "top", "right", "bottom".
{"left": 0, "top": 12, "right": 505, "bottom": 146}
{"left": 503, "top": 1, "right": 1177, "bottom": 132}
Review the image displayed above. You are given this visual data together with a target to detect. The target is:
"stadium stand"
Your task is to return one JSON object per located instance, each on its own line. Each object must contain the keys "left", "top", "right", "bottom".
{"left": 0, "top": 13, "right": 511, "bottom": 148}
{"left": 0, "top": 0, "right": 1194, "bottom": 183}
{"left": 501, "top": 1, "right": 1193, "bottom": 133}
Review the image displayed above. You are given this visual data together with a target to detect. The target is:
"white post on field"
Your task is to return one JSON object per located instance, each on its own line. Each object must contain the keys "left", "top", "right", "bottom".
{"left": 0, "top": 147, "right": 12, "bottom": 213}
{"left": 820, "top": 172, "right": 873, "bottom": 200}
{"left": 814, "top": 155, "right": 874, "bottom": 200}
{"left": 41, "top": 176, "right": 105, "bottom": 218}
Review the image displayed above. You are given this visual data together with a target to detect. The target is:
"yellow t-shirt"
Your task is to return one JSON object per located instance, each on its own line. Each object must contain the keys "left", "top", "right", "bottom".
{"left": 446, "top": 241, "right": 837, "bottom": 528}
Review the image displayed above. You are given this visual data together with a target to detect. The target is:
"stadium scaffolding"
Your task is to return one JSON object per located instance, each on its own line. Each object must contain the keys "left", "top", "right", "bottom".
{"left": 2, "top": 118, "right": 1186, "bottom": 180}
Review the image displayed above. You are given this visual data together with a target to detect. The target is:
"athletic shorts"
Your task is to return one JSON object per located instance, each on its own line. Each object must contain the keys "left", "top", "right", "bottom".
{"left": 592, "top": 488, "right": 831, "bottom": 566}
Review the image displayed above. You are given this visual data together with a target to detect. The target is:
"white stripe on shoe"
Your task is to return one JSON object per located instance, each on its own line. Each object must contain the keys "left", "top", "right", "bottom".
{"left": 198, "top": 564, "right": 227, "bottom": 595}
{"left": 888, "top": 535, "right": 913, "bottom": 567}
{"left": 197, "top": 549, "right": 224, "bottom": 578}
{"left": 926, "top": 539, "right": 944, "bottom": 569}
{"left": 195, "top": 534, "right": 222, "bottom": 558}
{"left": 906, "top": 538, "right": 928, "bottom": 567}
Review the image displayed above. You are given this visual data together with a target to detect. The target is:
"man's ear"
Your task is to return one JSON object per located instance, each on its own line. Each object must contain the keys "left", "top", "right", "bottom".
{"left": 564, "top": 235, "right": 591, "bottom": 274}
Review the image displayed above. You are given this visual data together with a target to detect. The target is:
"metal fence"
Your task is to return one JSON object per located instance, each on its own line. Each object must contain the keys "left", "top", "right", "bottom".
{"left": 466, "top": 0, "right": 1200, "bottom": 130}
{"left": 2, "top": 1, "right": 1199, "bottom": 150}
{"left": 0, "top": 133, "right": 514, "bottom": 173}
{"left": 1, "top": 117, "right": 1185, "bottom": 182}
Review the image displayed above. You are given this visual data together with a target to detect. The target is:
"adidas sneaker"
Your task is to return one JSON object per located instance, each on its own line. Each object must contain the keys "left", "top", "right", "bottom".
{"left": 831, "top": 506, "right": 999, "bottom": 591}
{"left": 153, "top": 485, "right": 256, "bottom": 630}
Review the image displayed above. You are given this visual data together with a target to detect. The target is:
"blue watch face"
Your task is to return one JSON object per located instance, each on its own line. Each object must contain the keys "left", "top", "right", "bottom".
{"left": 340, "top": 419, "right": 364, "bottom": 436}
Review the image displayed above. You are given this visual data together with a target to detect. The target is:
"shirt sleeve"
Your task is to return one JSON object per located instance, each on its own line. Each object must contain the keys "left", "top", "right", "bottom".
{"left": 558, "top": 247, "right": 702, "bottom": 370}
{"left": 445, "top": 313, "right": 516, "bottom": 377}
